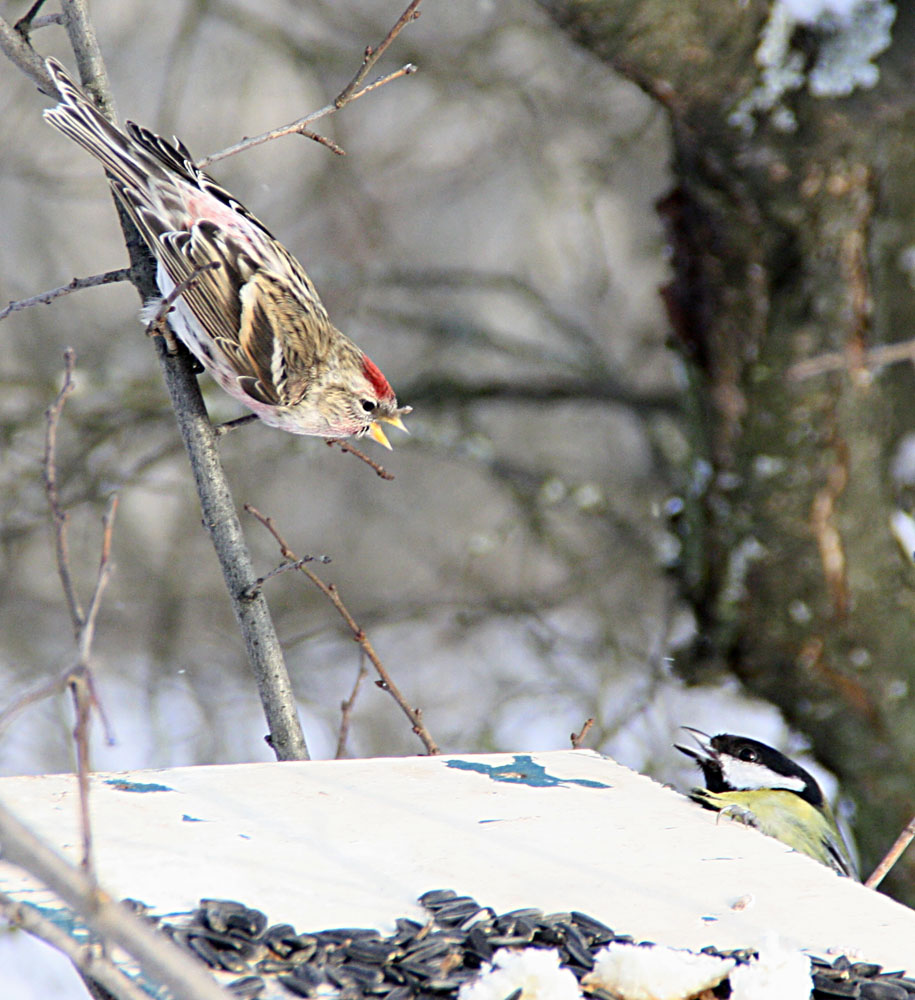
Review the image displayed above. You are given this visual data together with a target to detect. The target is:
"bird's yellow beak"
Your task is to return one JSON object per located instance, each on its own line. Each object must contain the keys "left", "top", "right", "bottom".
{"left": 368, "top": 407, "right": 411, "bottom": 448}
{"left": 381, "top": 412, "right": 410, "bottom": 434}
{"left": 367, "top": 421, "right": 393, "bottom": 450}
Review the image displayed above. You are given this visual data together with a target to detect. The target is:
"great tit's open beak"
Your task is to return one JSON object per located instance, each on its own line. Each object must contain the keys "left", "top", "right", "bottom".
{"left": 367, "top": 421, "right": 393, "bottom": 450}
{"left": 674, "top": 726, "right": 715, "bottom": 764}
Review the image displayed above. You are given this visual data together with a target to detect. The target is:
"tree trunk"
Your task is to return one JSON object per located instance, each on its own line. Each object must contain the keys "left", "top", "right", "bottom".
{"left": 541, "top": 0, "right": 915, "bottom": 902}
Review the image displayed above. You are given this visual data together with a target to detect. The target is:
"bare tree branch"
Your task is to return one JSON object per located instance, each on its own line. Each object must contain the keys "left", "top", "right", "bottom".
{"left": 43, "top": 354, "right": 121, "bottom": 675}
{"left": 199, "top": 63, "right": 417, "bottom": 167}
{"left": 571, "top": 718, "right": 594, "bottom": 749}
{"left": 68, "top": 668, "right": 95, "bottom": 875}
{"left": 865, "top": 815, "right": 915, "bottom": 889}
{"left": 0, "top": 14, "right": 53, "bottom": 92}
{"left": 0, "top": 802, "right": 232, "bottom": 1000}
{"left": 7, "top": 0, "right": 423, "bottom": 765}
{"left": 299, "top": 128, "right": 346, "bottom": 156}
{"left": 0, "top": 892, "right": 151, "bottom": 1000}
{"left": 13, "top": 1, "right": 50, "bottom": 35}
{"left": 0, "top": 662, "right": 115, "bottom": 743}
{"left": 40, "top": 353, "right": 122, "bottom": 886}
{"left": 0, "top": 671, "right": 71, "bottom": 735}
{"left": 143, "top": 262, "right": 222, "bottom": 337}
{"left": 334, "top": 0, "right": 423, "bottom": 107}
{"left": 245, "top": 504, "right": 441, "bottom": 755}
{"left": 326, "top": 438, "right": 396, "bottom": 479}
{"left": 198, "top": 0, "right": 421, "bottom": 166}
{"left": 157, "top": 343, "right": 310, "bottom": 760}
{"left": 78, "top": 495, "right": 118, "bottom": 666}
{"left": 246, "top": 553, "right": 331, "bottom": 593}
{"left": 0, "top": 269, "right": 130, "bottom": 323}
{"left": 12, "top": 15, "right": 311, "bottom": 761}
{"left": 336, "top": 655, "right": 370, "bottom": 759}
{"left": 43, "top": 350, "right": 83, "bottom": 634}
{"left": 213, "top": 413, "right": 258, "bottom": 436}
{"left": 15, "top": 10, "right": 64, "bottom": 38}
{"left": 340, "top": 62, "right": 417, "bottom": 104}
{"left": 59, "top": 0, "right": 114, "bottom": 115}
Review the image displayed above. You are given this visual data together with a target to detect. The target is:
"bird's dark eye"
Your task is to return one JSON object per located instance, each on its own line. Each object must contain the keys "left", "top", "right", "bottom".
{"left": 738, "top": 747, "right": 759, "bottom": 762}
{"left": 361, "top": 400, "right": 376, "bottom": 413}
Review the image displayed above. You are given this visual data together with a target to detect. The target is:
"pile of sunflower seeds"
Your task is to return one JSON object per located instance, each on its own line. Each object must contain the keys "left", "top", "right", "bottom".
{"left": 136, "top": 889, "right": 915, "bottom": 999}
{"left": 811, "top": 956, "right": 915, "bottom": 999}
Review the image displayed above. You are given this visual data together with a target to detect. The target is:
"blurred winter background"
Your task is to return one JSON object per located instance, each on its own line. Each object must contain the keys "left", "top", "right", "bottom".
{"left": 0, "top": 0, "right": 853, "bottom": 993}
{"left": 0, "top": 0, "right": 830, "bottom": 794}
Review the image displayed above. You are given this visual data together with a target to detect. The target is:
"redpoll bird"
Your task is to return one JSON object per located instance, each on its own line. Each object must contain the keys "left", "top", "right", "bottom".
{"left": 43, "top": 58, "right": 409, "bottom": 448}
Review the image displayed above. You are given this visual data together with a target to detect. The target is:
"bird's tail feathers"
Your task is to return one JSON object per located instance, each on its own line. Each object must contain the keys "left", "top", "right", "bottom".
{"left": 42, "top": 58, "right": 179, "bottom": 197}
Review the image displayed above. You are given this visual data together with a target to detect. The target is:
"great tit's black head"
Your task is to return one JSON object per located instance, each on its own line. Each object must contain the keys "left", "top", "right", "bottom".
{"left": 675, "top": 728, "right": 825, "bottom": 809}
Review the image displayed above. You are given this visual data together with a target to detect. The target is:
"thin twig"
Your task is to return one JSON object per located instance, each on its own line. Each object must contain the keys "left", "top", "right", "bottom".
{"left": 214, "top": 413, "right": 259, "bottom": 436}
{"left": 336, "top": 655, "right": 369, "bottom": 759}
{"left": 8, "top": 0, "right": 317, "bottom": 765}
{"left": 60, "top": 0, "right": 115, "bottom": 116}
{"left": 69, "top": 667, "right": 94, "bottom": 877}
{"left": 0, "top": 269, "right": 130, "bottom": 323}
{"left": 334, "top": 0, "right": 423, "bottom": 107}
{"left": 14, "top": 0, "right": 48, "bottom": 30}
{"left": 865, "top": 814, "right": 915, "bottom": 889}
{"left": 81, "top": 665, "right": 115, "bottom": 747}
{"left": 144, "top": 261, "right": 222, "bottom": 337}
{"left": 300, "top": 128, "right": 345, "bottom": 156}
{"left": 0, "top": 661, "right": 114, "bottom": 741}
{"left": 571, "top": 717, "right": 595, "bottom": 749}
{"left": 0, "top": 671, "right": 71, "bottom": 734}
{"left": 0, "top": 892, "right": 151, "bottom": 1000}
{"left": 344, "top": 64, "right": 417, "bottom": 102}
{"left": 245, "top": 504, "right": 440, "bottom": 755}
{"left": 43, "top": 357, "right": 121, "bottom": 676}
{"left": 24, "top": 12, "right": 63, "bottom": 32}
{"left": 0, "top": 656, "right": 116, "bottom": 887}
{"left": 0, "top": 14, "right": 55, "bottom": 93}
{"left": 244, "top": 554, "right": 332, "bottom": 598}
{"left": 198, "top": 64, "right": 416, "bottom": 168}
{"left": 326, "top": 438, "right": 395, "bottom": 479}
{"left": 78, "top": 494, "right": 118, "bottom": 666}
{"left": 13, "top": 0, "right": 55, "bottom": 37}
{"left": 41, "top": 356, "right": 121, "bottom": 888}
{"left": 153, "top": 335, "right": 309, "bottom": 760}
{"left": 44, "top": 349, "right": 83, "bottom": 634}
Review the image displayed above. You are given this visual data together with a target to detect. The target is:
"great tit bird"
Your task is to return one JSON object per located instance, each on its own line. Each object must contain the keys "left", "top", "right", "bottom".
{"left": 676, "top": 729, "right": 858, "bottom": 879}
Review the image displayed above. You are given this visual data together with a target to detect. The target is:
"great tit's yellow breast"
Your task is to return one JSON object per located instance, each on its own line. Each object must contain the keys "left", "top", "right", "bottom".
{"left": 691, "top": 787, "right": 848, "bottom": 873}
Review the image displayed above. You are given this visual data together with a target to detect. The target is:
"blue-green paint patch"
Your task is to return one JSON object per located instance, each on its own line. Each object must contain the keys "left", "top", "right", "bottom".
{"left": 446, "top": 754, "right": 609, "bottom": 789}
{"left": 182, "top": 814, "right": 205, "bottom": 823}
{"left": 104, "top": 779, "right": 173, "bottom": 793}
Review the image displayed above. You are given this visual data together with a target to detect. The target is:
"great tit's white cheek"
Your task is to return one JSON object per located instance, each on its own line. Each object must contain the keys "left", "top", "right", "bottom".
{"left": 719, "top": 758, "right": 806, "bottom": 792}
